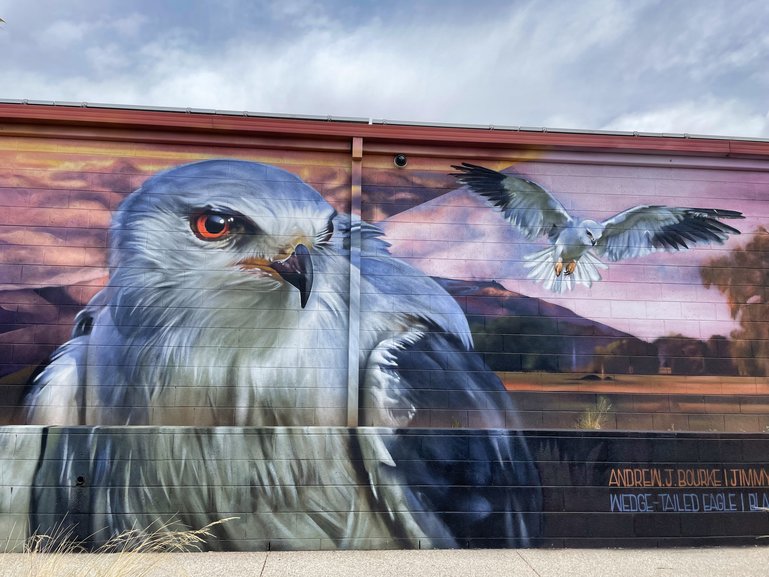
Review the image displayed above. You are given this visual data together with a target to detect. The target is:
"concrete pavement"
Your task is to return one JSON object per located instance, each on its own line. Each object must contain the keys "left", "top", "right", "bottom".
{"left": 2, "top": 547, "right": 769, "bottom": 577}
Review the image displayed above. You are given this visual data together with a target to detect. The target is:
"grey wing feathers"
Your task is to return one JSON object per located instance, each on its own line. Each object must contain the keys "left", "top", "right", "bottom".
{"left": 25, "top": 301, "right": 104, "bottom": 425}
{"left": 24, "top": 336, "right": 87, "bottom": 425}
{"left": 451, "top": 163, "right": 571, "bottom": 240}
{"left": 358, "top": 218, "right": 473, "bottom": 349}
{"left": 361, "top": 329, "right": 542, "bottom": 547}
{"left": 597, "top": 205, "right": 743, "bottom": 261}
{"left": 339, "top": 215, "right": 392, "bottom": 254}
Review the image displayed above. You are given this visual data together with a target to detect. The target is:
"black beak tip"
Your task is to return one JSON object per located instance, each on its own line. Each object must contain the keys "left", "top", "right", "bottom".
{"left": 299, "top": 288, "right": 310, "bottom": 309}
{"left": 270, "top": 244, "right": 314, "bottom": 308}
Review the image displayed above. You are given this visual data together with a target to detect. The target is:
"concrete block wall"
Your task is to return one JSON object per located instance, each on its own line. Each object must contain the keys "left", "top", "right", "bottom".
{"left": 4, "top": 426, "right": 769, "bottom": 550}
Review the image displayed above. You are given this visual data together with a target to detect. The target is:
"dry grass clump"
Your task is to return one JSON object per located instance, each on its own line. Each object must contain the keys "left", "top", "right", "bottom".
{"left": 13, "top": 517, "right": 235, "bottom": 577}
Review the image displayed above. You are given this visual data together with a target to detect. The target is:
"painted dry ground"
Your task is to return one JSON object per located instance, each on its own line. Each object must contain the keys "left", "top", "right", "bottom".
{"left": 501, "top": 373, "right": 769, "bottom": 396}
{"left": 502, "top": 372, "right": 769, "bottom": 432}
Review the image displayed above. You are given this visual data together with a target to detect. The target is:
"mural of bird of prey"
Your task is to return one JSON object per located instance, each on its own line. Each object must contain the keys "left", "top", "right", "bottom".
{"left": 452, "top": 163, "right": 744, "bottom": 293}
{"left": 24, "top": 159, "right": 541, "bottom": 549}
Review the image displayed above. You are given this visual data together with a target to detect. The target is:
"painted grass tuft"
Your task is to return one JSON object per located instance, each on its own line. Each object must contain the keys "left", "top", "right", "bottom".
{"left": 575, "top": 395, "right": 613, "bottom": 430}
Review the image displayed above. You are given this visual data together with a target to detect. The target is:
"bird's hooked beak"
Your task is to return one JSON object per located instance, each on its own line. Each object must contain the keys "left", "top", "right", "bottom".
{"left": 269, "top": 244, "right": 314, "bottom": 308}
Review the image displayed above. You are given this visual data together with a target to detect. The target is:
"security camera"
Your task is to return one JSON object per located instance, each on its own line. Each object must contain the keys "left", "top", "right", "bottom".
{"left": 393, "top": 154, "right": 408, "bottom": 168}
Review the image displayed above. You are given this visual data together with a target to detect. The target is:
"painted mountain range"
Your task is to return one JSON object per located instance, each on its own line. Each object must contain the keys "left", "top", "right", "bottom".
{"left": 435, "top": 277, "right": 738, "bottom": 377}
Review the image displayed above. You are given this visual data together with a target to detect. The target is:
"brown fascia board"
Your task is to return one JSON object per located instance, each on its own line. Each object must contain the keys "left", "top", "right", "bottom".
{"left": 0, "top": 101, "right": 768, "bottom": 159}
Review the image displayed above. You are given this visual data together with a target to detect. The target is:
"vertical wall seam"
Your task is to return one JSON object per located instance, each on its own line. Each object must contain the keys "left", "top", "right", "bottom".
{"left": 346, "top": 136, "right": 363, "bottom": 427}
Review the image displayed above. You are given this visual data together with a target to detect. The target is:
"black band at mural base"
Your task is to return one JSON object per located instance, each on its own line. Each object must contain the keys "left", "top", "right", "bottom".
{"left": 11, "top": 427, "right": 769, "bottom": 549}
{"left": 529, "top": 430, "right": 769, "bottom": 547}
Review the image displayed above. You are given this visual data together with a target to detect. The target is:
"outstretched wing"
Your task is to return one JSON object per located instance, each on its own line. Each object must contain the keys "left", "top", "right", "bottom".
{"left": 451, "top": 162, "right": 571, "bottom": 241}
{"left": 596, "top": 206, "right": 744, "bottom": 261}
{"left": 359, "top": 328, "right": 542, "bottom": 547}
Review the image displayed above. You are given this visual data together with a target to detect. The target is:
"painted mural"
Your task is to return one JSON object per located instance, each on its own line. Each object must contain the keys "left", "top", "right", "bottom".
{"left": 15, "top": 157, "right": 753, "bottom": 429}
{"left": 1, "top": 126, "right": 769, "bottom": 549}
{"left": 2, "top": 149, "right": 767, "bottom": 431}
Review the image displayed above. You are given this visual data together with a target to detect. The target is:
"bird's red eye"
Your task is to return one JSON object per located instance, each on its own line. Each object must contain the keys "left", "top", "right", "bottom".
{"left": 194, "top": 213, "right": 232, "bottom": 240}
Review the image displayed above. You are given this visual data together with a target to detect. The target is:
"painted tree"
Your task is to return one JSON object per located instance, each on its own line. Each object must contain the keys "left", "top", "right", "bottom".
{"left": 701, "top": 227, "right": 769, "bottom": 376}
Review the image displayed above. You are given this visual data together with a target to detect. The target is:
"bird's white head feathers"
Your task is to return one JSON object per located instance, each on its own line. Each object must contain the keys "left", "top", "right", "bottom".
{"left": 578, "top": 219, "right": 604, "bottom": 247}
{"left": 108, "top": 160, "right": 339, "bottom": 328}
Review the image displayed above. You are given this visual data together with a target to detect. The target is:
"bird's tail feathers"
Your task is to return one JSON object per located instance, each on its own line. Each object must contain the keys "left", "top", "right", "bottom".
{"left": 523, "top": 247, "right": 606, "bottom": 293}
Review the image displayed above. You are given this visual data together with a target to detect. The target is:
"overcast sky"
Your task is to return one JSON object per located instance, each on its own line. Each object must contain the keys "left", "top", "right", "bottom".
{"left": 0, "top": 0, "right": 767, "bottom": 138}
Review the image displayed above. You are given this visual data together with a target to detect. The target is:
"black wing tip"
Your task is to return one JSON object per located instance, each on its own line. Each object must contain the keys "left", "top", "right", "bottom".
{"left": 687, "top": 208, "right": 744, "bottom": 236}
{"left": 450, "top": 162, "right": 486, "bottom": 172}
{"left": 654, "top": 208, "right": 745, "bottom": 249}
{"left": 73, "top": 312, "right": 95, "bottom": 337}
{"left": 449, "top": 162, "right": 504, "bottom": 180}
{"left": 687, "top": 207, "right": 745, "bottom": 220}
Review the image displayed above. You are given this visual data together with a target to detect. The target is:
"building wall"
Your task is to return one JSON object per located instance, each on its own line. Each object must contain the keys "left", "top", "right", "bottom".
{"left": 5, "top": 427, "right": 769, "bottom": 549}
{"left": 0, "top": 104, "right": 768, "bottom": 549}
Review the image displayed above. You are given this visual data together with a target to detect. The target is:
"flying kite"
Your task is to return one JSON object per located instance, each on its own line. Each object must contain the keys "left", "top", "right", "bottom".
{"left": 25, "top": 159, "right": 541, "bottom": 549}
{"left": 452, "top": 163, "right": 744, "bottom": 293}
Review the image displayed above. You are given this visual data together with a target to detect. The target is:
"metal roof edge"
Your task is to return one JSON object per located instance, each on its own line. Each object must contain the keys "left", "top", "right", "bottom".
{"left": 0, "top": 99, "right": 371, "bottom": 125}
{"left": 0, "top": 99, "right": 767, "bottom": 144}
{"left": 369, "top": 117, "right": 769, "bottom": 143}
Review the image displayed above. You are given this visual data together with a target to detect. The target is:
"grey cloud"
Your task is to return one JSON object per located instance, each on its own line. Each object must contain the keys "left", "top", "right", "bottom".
{"left": 603, "top": 98, "right": 769, "bottom": 138}
{"left": 1, "top": 0, "right": 767, "bottom": 136}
